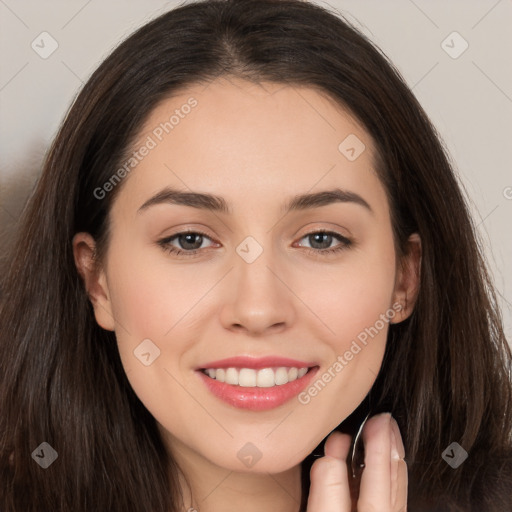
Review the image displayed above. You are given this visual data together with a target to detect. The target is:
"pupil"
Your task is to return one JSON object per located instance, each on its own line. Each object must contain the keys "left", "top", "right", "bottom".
{"left": 312, "top": 233, "right": 331, "bottom": 249}
{"left": 181, "top": 233, "right": 202, "bottom": 249}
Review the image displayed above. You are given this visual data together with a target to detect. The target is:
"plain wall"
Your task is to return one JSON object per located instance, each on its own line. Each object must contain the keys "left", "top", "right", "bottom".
{"left": 1, "top": 0, "right": 511, "bottom": 339}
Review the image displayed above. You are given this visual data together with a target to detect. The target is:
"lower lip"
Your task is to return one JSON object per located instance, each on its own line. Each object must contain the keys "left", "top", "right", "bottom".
{"left": 196, "top": 367, "right": 320, "bottom": 411}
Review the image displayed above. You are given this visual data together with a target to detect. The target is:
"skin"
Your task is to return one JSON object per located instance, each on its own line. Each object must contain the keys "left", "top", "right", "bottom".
{"left": 74, "top": 77, "right": 419, "bottom": 511}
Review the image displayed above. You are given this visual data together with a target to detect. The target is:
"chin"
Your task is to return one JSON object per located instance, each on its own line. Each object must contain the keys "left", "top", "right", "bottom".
{"left": 208, "top": 442, "right": 312, "bottom": 474}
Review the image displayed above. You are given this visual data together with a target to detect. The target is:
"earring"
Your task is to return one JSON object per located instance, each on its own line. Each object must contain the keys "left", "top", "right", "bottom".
{"left": 350, "top": 410, "right": 370, "bottom": 478}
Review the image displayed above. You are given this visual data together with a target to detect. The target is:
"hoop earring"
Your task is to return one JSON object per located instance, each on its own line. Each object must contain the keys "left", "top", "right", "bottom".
{"left": 350, "top": 410, "right": 370, "bottom": 478}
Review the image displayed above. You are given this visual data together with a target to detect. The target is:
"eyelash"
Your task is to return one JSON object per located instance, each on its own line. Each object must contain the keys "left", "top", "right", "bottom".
{"left": 157, "top": 229, "right": 352, "bottom": 258}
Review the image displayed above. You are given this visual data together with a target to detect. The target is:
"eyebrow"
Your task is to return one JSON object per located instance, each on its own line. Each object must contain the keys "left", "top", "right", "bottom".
{"left": 137, "top": 186, "right": 373, "bottom": 215}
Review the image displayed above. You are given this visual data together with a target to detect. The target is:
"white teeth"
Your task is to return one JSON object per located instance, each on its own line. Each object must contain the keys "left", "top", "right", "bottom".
{"left": 256, "top": 368, "right": 275, "bottom": 387}
{"left": 275, "top": 367, "right": 289, "bottom": 385}
{"left": 202, "top": 366, "right": 310, "bottom": 387}
{"left": 239, "top": 368, "right": 257, "bottom": 387}
{"left": 225, "top": 367, "right": 239, "bottom": 385}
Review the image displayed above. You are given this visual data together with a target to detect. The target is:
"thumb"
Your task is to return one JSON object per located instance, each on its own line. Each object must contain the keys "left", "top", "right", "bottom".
{"left": 306, "top": 431, "right": 352, "bottom": 512}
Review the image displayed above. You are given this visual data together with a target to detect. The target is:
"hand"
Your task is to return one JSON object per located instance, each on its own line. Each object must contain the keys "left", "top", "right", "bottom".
{"left": 306, "top": 413, "right": 407, "bottom": 512}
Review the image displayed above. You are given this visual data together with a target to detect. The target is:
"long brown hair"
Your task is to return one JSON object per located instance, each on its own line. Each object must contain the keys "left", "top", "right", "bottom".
{"left": 1, "top": 1, "right": 511, "bottom": 510}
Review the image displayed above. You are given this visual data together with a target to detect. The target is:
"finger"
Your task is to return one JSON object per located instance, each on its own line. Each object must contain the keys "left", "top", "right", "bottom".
{"left": 357, "top": 413, "right": 393, "bottom": 511}
{"left": 394, "top": 459, "right": 408, "bottom": 512}
{"left": 306, "top": 431, "right": 352, "bottom": 512}
{"left": 390, "top": 417, "right": 408, "bottom": 511}
{"left": 324, "top": 430, "right": 352, "bottom": 459}
{"left": 325, "top": 432, "right": 359, "bottom": 511}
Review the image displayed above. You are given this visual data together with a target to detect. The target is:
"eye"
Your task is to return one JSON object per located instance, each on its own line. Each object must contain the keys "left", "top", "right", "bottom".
{"left": 294, "top": 230, "right": 352, "bottom": 255}
{"left": 157, "top": 230, "right": 217, "bottom": 256}
{"left": 157, "top": 229, "right": 352, "bottom": 258}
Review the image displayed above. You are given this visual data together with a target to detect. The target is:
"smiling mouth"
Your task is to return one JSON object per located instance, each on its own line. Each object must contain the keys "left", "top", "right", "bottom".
{"left": 196, "top": 364, "right": 320, "bottom": 411}
{"left": 199, "top": 366, "right": 317, "bottom": 388}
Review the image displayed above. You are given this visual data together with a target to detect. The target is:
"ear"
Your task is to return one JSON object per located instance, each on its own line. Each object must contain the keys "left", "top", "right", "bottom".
{"left": 72, "top": 232, "right": 116, "bottom": 331}
{"left": 390, "top": 233, "right": 421, "bottom": 324}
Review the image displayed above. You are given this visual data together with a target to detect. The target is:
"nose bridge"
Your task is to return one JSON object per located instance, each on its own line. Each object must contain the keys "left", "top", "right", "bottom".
{"left": 235, "top": 236, "right": 278, "bottom": 297}
{"left": 220, "top": 234, "right": 296, "bottom": 334}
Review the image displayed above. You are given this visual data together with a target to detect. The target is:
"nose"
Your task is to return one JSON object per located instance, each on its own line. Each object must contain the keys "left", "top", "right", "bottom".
{"left": 219, "top": 245, "right": 297, "bottom": 336}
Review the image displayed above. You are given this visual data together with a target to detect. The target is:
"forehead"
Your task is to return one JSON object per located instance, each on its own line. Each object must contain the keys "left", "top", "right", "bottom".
{"left": 115, "top": 77, "right": 385, "bottom": 215}
{"left": 135, "top": 76, "right": 374, "bottom": 157}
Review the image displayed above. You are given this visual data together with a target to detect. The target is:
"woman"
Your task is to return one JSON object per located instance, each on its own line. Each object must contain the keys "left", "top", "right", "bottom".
{"left": 1, "top": 0, "right": 511, "bottom": 510}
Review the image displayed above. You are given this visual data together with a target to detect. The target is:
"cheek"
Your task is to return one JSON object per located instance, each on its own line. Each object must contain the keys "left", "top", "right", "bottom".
{"left": 293, "top": 239, "right": 396, "bottom": 420}
{"left": 305, "top": 247, "right": 396, "bottom": 350}
{"left": 107, "top": 248, "right": 209, "bottom": 340}
{"left": 104, "top": 251, "right": 204, "bottom": 433}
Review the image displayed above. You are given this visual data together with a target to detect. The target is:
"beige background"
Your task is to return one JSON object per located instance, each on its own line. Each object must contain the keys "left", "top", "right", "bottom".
{"left": 1, "top": 0, "right": 511, "bottom": 340}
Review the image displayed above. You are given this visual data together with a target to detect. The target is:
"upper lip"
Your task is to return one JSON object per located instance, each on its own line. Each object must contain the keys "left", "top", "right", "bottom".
{"left": 196, "top": 356, "right": 319, "bottom": 370}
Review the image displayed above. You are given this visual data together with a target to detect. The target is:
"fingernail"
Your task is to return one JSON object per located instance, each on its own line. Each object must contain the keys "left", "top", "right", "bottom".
{"left": 391, "top": 427, "right": 400, "bottom": 461}
{"left": 390, "top": 428, "right": 399, "bottom": 506}
{"left": 390, "top": 418, "right": 405, "bottom": 460}
{"left": 375, "top": 411, "right": 392, "bottom": 423}
{"left": 369, "top": 412, "right": 392, "bottom": 435}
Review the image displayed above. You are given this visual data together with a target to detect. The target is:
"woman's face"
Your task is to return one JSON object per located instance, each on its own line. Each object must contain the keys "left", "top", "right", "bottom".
{"left": 75, "top": 77, "right": 416, "bottom": 474}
